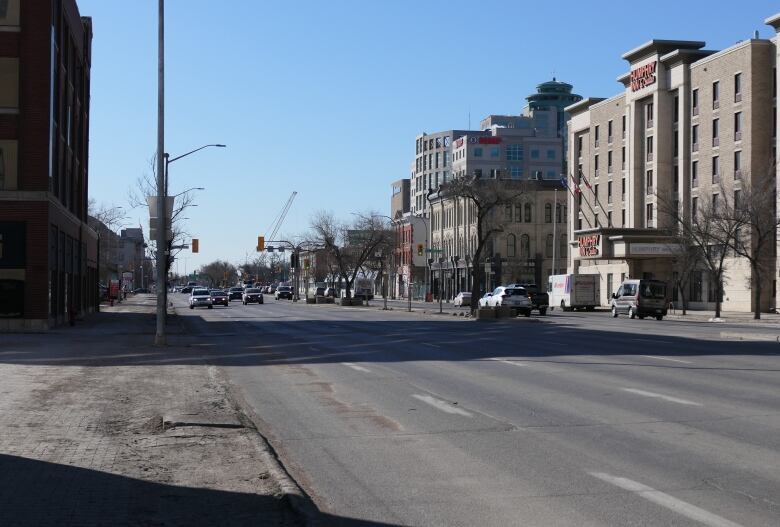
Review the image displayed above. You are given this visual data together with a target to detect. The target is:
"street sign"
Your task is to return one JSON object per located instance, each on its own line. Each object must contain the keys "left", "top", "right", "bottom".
{"left": 426, "top": 248, "right": 443, "bottom": 254}
{"left": 146, "top": 196, "right": 174, "bottom": 219}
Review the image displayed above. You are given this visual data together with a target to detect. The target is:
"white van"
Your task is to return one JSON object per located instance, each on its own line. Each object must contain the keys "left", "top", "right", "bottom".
{"left": 548, "top": 274, "right": 599, "bottom": 311}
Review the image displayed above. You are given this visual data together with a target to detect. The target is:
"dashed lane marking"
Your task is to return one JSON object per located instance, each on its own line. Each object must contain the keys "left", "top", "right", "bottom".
{"left": 622, "top": 388, "right": 702, "bottom": 407}
{"left": 640, "top": 355, "right": 692, "bottom": 364}
{"left": 411, "top": 394, "right": 472, "bottom": 417}
{"left": 342, "top": 362, "right": 371, "bottom": 373}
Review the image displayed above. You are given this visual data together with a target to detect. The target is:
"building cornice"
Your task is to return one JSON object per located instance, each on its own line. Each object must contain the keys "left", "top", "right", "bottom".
{"left": 565, "top": 97, "right": 606, "bottom": 115}
{"left": 621, "top": 39, "right": 705, "bottom": 63}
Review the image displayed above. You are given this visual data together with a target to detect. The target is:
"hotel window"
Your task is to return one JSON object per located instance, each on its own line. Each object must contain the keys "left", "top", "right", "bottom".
{"left": 734, "top": 73, "right": 742, "bottom": 102}
{"left": 692, "top": 88, "right": 699, "bottom": 116}
{"left": 621, "top": 177, "right": 626, "bottom": 200}
{"left": 607, "top": 150, "right": 613, "bottom": 173}
{"left": 734, "top": 189, "right": 741, "bottom": 210}
{"left": 674, "top": 164, "right": 679, "bottom": 188}
{"left": 531, "top": 149, "right": 540, "bottom": 159}
{"left": 594, "top": 125, "right": 599, "bottom": 147}
{"left": 474, "top": 147, "right": 483, "bottom": 157}
{"left": 712, "top": 155, "right": 720, "bottom": 184}
{"left": 712, "top": 118, "right": 719, "bottom": 147}
{"left": 577, "top": 135, "right": 583, "bottom": 158}
{"left": 0, "top": 58, "right": 19, "bottom": 109}
{"left": 621, "top": 209, "right": 626, "bottom": 226}
{"left": 0, "top": 140, "right": 18, "bottom": 190}
{"left": 621, "top": 146, "right": 625, "bottom": 170}
{"left": 608, "top": 211, "right": 613, "bottom": 227}
{"left": 712, "top": 194, "right": 719, "bottom": 214}
{"left": 692, "top": 125, "right": 699, "bottom": 152}
{"left": 595, "top": 184, "right": 599, "bottom": 201}
{"left": 622, "top": 115, "right": 626, "bottom": 138}
{"left": 608, "top": 181, "right": 613, "bottom": 204}
{"left": 674, "top": 132, "right": 679, "bottom": 157}
{"left": 435, "top": 152, "right": 439, "bottom": 168}
{"left": 646, "top": 136, "right": 653, "bottom": 162}
{"left": 646, "top": 102, "right": 654, "bottom": 128}
{"left": 547, "top": 150, "right": 555, "bottom": 160}
{"left": 443, "top": 151, "right": 449, "bottom": 167}
{"left": 0, "top": 0, "right": 20, "bottom": 26}
{"left": 646, "top": 170, "right": 653, "bottom": 195}
{"left": 608, "top": 120, "right": 613, "bottom": 143}
{"left": 692, "top": 197, "right": 698, "bottom": 223}
{"left": 673, "top": 95, "right": 679, "bottom": 124}
{"left": 435, "top": 137, "right": 441, "bottom": 148}
{"left": 646, "top": 204, "right": 654, "bottom": 227}
{"left": 594, "top": 213, "right": 599, "bottom": 228}
{"left": 692, "top": 160, "right": 698, "bottom": 188}
{"left": 506, "top": 144, "right": 523, "bottom": 161}
{"left": 490, "top": 147, "right": 500, "bottom": 158}
{"left": 712, "top": 81, "right": 720, "bottom": 109}
{"left": 734, "top": 150, "right": 741, "bottom": 179}
{"left": 594, "top": 154, "right": 599, "bottom": 176}
{"left": 734, "top": 112, "right": 742, "bottom": 141}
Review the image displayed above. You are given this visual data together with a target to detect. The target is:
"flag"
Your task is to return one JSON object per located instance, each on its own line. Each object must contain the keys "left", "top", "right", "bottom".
{"left": 560, "top": 176, "right": 568, "bottom": 189}
{"left": 579, "top": 170, "right": 593, "bottom": 191}
{"left": 570, "top": 172, "right": 581, "bottom": 195}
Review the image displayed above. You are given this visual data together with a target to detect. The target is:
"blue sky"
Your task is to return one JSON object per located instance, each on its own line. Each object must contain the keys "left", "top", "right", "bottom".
{"left": 79, "top": 0, "right": 778, "bottom": 272}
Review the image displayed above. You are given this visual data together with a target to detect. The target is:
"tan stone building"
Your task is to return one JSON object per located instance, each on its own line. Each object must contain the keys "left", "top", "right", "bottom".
{"left": 567, "top": 14, "right": 780, "bottom": 311}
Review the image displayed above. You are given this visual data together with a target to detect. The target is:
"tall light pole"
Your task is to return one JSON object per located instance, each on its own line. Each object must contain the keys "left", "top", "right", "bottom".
{"left": 154, "top": 0, "right": 166, "bottom": 346}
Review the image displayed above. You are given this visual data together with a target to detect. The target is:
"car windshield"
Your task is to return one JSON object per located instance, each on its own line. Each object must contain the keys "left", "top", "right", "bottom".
{"left": 460, "top": 292, "right": 471, "bottom": 297}
{"left": 279, "top": 287, "right": 291, "bottom": 291}
{"left": 246, "top": 289, "right": 262, "bottom": 293}
{"left": 505, "top": 288, "right": 527, "bottom": 296}
{"left": 230, "top": 287, "right": 243, "bottom": 292}
{"left": 640, "top": 283, "right": 666, "bottom": 299}
{"left": 192, "top": 290, "right": 209, "bottom": 296}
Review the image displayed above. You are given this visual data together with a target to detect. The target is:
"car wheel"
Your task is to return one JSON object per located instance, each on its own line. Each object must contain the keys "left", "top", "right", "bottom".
{"left": 638, "top": 315, "right": 645, "bottom": 320}
{"left": 612, "top": 306, "right": 618, "bottom": 318}
{"left": 539, "top": 308, "right": 547, "bottom": 316}
{"left": 189, "top": 305, "right": 194, "bottom": 310}
{"left": 523, "top": 310, "right": 531, "bottom": 317}
{"left": 656, "top": 315, "right": 663, "bottom": 321}
{"left": 208, "top": 305, "right": 213, "bottom": 309}
{"left": 628, "top": 307, "right": 636, "bottom": 319}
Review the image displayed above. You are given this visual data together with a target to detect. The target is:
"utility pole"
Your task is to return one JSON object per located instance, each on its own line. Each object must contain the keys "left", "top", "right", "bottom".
{"left": 154, "top": 0, "right": 166, "bottom": 346}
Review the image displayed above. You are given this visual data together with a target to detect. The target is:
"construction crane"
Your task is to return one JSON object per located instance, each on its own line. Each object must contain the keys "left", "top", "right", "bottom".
{"left": 266, "top": 191, "right": 297, "bottom": 244}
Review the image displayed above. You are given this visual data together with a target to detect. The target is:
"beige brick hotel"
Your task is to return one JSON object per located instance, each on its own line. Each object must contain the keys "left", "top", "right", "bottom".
{"left": 566, "top": 12, "right": 780, "bottom": 312}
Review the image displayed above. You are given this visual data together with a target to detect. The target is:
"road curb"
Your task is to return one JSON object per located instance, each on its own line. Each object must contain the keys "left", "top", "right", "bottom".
{"left": 720, "top": 331, "right": 780, "bottom": 342}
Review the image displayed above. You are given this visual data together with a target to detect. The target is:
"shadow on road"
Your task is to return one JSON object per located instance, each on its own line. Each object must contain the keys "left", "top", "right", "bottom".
{"left": 0, "top": 453, "right": 401, "bottom": 527}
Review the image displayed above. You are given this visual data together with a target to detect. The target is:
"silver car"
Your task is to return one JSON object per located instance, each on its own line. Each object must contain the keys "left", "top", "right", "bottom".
{"left": 189, "top": 288, "right": 213, "bottom": 309}
{"left": 487, "top": 286, "right": 532, "bottom": 316}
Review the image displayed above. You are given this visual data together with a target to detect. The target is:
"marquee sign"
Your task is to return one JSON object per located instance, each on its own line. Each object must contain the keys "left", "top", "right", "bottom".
{"left": 578, "top": 234, "right": 601, "bottom": 258}
{"left": 630, "top": 61, "right": 657, "bottom": 92}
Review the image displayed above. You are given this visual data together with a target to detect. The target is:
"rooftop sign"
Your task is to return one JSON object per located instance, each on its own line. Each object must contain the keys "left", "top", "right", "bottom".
{"left": 630, "top": 61, "right": 657, "bottom": 92}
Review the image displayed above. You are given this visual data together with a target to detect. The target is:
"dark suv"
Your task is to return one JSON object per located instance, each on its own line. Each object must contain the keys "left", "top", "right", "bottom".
{"left": 510, "top": 283, "right": 549, "bottom": 315}
{"left": 228, "top": 287, "right": 244, "bottom": 301}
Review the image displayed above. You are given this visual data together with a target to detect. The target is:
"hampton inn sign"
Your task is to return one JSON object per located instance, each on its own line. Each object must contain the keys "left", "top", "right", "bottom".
{"left": 630, "top": 61, "right": 657, "bottom": 92}
{"left": 578, "top": 234, "right": 601, "bottom": 257}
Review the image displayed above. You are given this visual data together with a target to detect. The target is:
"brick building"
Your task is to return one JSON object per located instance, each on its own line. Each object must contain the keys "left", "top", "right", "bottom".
{"left": 0, "top": 0, "right": 95, "bottom": 330}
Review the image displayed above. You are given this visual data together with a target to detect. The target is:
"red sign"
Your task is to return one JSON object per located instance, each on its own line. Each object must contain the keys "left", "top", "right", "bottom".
{"left": 630, "top": 61, "right": 657, "bottom": 92}
{"left": 109, "top": 279, "right": 120, "bottom": 299}
{"left": 478, "top": 136, "right": 502, "bottom": 144}
{"left": 578, "top": 234, "right": 600, "bottom": 257}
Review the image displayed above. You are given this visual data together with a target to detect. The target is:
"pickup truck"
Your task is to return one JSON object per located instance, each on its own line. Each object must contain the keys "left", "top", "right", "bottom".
{"left": 511, "top": 283, "right": 549, "bottom": 315}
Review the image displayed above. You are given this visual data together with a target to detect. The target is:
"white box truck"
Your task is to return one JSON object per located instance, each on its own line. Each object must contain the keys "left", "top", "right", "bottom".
{"left": 548, "top": 274, "right": 600, "bottom": 311}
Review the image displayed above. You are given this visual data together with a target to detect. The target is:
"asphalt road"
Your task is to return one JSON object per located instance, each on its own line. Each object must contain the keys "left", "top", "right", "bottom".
{"left": 173, "top": 293, "right": 780, "bottom": 526}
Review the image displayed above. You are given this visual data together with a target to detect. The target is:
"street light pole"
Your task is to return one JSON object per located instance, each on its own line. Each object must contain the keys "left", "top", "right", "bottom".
{"left": 154, "top": 0, "right": 166, "bottom": 346}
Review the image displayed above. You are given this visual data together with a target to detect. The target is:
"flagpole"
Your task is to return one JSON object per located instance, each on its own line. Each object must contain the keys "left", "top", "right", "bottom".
{"left": 568, "top": 172, "right": 595, "bottom": 228}
{"left": 552, "top": 188, "right": 557, "bottom": 276}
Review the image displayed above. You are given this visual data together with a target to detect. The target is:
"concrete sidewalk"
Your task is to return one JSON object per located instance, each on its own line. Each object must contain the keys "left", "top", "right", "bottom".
{"left": 0, "top": 295, "right": 301, "bottom": 526}
{"left": 665, "top": 309, "right": 780, "bottom": 324}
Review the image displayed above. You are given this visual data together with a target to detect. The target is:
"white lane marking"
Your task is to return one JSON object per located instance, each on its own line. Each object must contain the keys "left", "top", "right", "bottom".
{"left": 342, "top": 362, "right": 371, "bottom": 373}
{"left": 589, "top": 472, "right": 743, "bottom": 527}
{"left": 422, "top": 342, "right": 441, "bottom": 348}
{"left": 640, "top": 355, "right": 692, "bottom": 364}
{"left": 489, "top": 358, "right": 527, "bottom": 367}
{"left": 411, "top": 394, "right": 472, "bottom": 416}
{"left": 622, "top": 388, "right": 702, "bottom": 407}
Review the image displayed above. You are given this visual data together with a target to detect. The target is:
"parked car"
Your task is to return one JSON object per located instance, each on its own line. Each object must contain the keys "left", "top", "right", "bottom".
{"left": 210, "top": 290, "right": 229, "bottom": 307}
{"left": 352, "top": 288, "right": 374, "bottom": 300}
{"left": 133, "top": 288, "right": 150, "bottom": 294}
{"left": 267, "top": 285, "right": 277, "bottom": 294}
{"left": 611, "top": 279, "right": 668, "bottom": 320}
{"left": 453, "top": 292, "right": 472, "bottom": 307}
{"left": 242, "top": 288, "right": 264, "bottom": 305}
{"left": 181, "top": 286, "right": 193, "bottom": 294}
{"left": 314, "top": 286, "right": 326, "bottom": 296}
{"left": 189, "top": 288, "right": 213, "bottom": 309}
{"left": 478, "top": 292, "right": 493, "bottom": 308}
{"left": 323, "top": 287, "right": 338, "bottom": 298}
{"left": 275, "top": 286, "right": 293, "bottom": 300}
{"left": 487, "top": 286, "right": 532, "bottom": 316}
{"left": 509, "top": 283, "right": 549, "bottom": 315}
{"left": 228, "top": 287, "right": 244, "bottom": 301}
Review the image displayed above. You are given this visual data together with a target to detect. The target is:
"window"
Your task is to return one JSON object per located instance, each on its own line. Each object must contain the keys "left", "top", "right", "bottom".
{"left": 734, "top": 189, "right": 741, "bottom": 210}
{"left": 608, "top": 181, "right": 613, "bottom": 203}
{"left": 674, "top": 132, "right": 679, "bottom": 157}
{"left": 514, "top": 204, "right": 522, "bottom": 223}
{"left": 594, "top": 125, "right": 600, "bottom": 146}
{"left": 646, "top": 102, "right": 654, "bottom": 128}
{"left": 622, "top": 115, "right": 627, "bottom": 137}
{"left": 545, "top": 234, "right": 554, "bottom": 257}
{"left": 577, "top": 135, "right": 583, "bottom": 157}
{"left": 435, "top": 152, "right": 440, "bottom": 168}
{"left": 594, "top": 154, "right": 599, "bottom": 174}
{"left": 712, "top": 118, "right": 719, "bottom": 146}
{"left": 0, "top": 0, "right": 20, "bottom": 26}
{"left": 734, "top": 112, "right": 742, "bottom": 141}
{"left": 712, "top": 156, "right": 719, "bottom": 183}
{"left": 547, "top": 150, "right": 555, "bottom": 160}
{"left": 0, "top": 58, "right": 19, "bottom": 109}
{"left": 674, "top": 164, "right": 679, "bottom": 188}
{"left": 646, "top": 170, "right": 653, "bottom": 195}
{"left": 692, "top": 88, "right": 699, "bottom": 115}
{"left": 734, "top": 150, "right": 741, "bottom": 179}
{"left": 510, "top": 166, "right": 523, "bottom": 179}
{"left": 0, "top": 140, "right": 18, "bottom": 190}
{"left": 506, "top": 144, "right": 523, "bottom": 161}
{"left": 524, "top": 203, "right": 532, "bottom": 222}
{"left": 646, "top": 136, "right": 653, "bottom": 161}
{"left": 531, "top": 150, "right": 540, "bottom": 159}
{"left": 544, "top": 203, "right": 552, "bottom": 223}
{"left": 621, "top": 177, "right": 626, "bottom": 200}
{"left": 692, "top": 160, "right": 698, "bottom": 188}
{"left": 520, "top": 235, "right": 530, "bottom": 258}
{"left": 734, "top": 73, "right": 742, "bottom": 102}
{"left": 474, "top": 168, "right": 483, "bottom": 178}
{"left": 621, "top": 209, "right": 626, "bottom": 226}
{"left": 474, "top": 147, "right": 483, "bottom": 157}
{"left": 712, "top": 193, "right": 719, "bottom": 213}
{"left": 505, "top": 205, "right": 513, "bottom": 221}
{"left": 608, "top": 151, "right": 613, "bottom": 172}
{"left": 692, "top": 125, "right": 699, "bottom": 151}
{"left": 506, "top": 234, "right": 516, "bottom": 258}
{"left": 490, "top": 147, "right": 500, "bottom": 158}
{"left": 607, "top": 211, "right": 613, "bottom": 227}
{"left": 690, "top": 271, "right": 703, "bottom": 302}
{"left": 692, "top": 197, "right": 698, "bottom": 223}
{"left": 556, "top": 203, "right": 564, "bottom": 223}
{"left": 673, "top": 95, "right": 679, "bottom": 123}
{"left": 443, "top": 151, "right": 449, "bottom": 167}
{"left": 608, "top": 120, "right": 613, "bottom": 142}
{"left": 712, "top": 81, "right": 720, "bottom": 109}
{"left": 559, "top": 235, "right": 567, "bottom": 259}
{"left": 621, "top": 146, "right": 625, "bottom": 170}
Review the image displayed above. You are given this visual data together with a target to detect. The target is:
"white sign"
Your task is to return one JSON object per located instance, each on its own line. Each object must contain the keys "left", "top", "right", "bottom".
{"left": 630, "top": 243, "right": 682, "bottom": 256}
{"left": 146, "top": 196, "right": 174, "bottom": 219}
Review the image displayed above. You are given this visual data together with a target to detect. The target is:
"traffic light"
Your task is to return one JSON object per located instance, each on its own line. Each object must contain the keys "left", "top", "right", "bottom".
{"left": 192, "top": 239, "right": 199, "bottom": 253}
{"left": 257, "top": 236, "right": 265, "bottom": 252}
{"left": 417, "top": 243, "right": 424, "bottom": 256}
{"left": 290, "top": 253, "right": 298, "bottom": 268}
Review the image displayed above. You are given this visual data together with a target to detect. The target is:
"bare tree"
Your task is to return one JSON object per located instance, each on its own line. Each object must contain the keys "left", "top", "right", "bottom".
{"left": 666, "top": 235, "right": 701, "bottom": 316}
{"left": 198, "top": 260, "right": 238, "bottom": 288}
{"left": 438, "top": 176, "right": 528, "bottom": 313}
{"left": 309, "top": 211, "right": 391, "bottom": 300}
{"left": 720, "top": 170, "right": 779, "bottom": 319}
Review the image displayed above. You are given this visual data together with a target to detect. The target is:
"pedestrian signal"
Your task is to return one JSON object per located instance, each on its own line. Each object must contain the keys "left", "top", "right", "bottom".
{"left": 192, "top": 239, "right": 199, "bottom": 253}
{"left": 417, "top": 244, "right": 423, "bottom": 256}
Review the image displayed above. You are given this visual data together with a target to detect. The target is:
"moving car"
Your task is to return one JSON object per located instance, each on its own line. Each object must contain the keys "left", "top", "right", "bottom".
{"left": 548, "top": 274, "right": 599, "bottom": 311}
{"left": 453, "top": 292, "right": 472, "bottom": 307}
{"left": 189, "top": 288, "right": 213, "bottom": 309}
{"left": 180, "top": 286, "right": 193, "bottom": 294}
{"left": 611, "top": 279, "right": 668, "bottom": 320}
{"left": 210, "top": 290, "right": 229, "bottom": 307}
{"left": 228, "top": 287, "right": 244, "bottom": 301}
{"left": 487, "top": 286, "right": 532, "bottom": 316}
{"left": 478, "top": 292, "right": 493, "bottom": 308}
{"left": 242, "top": 288, "right": 264, "bottom": 305}
{"left": 275, "top": 286, "right": 293, "bottom": 300}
